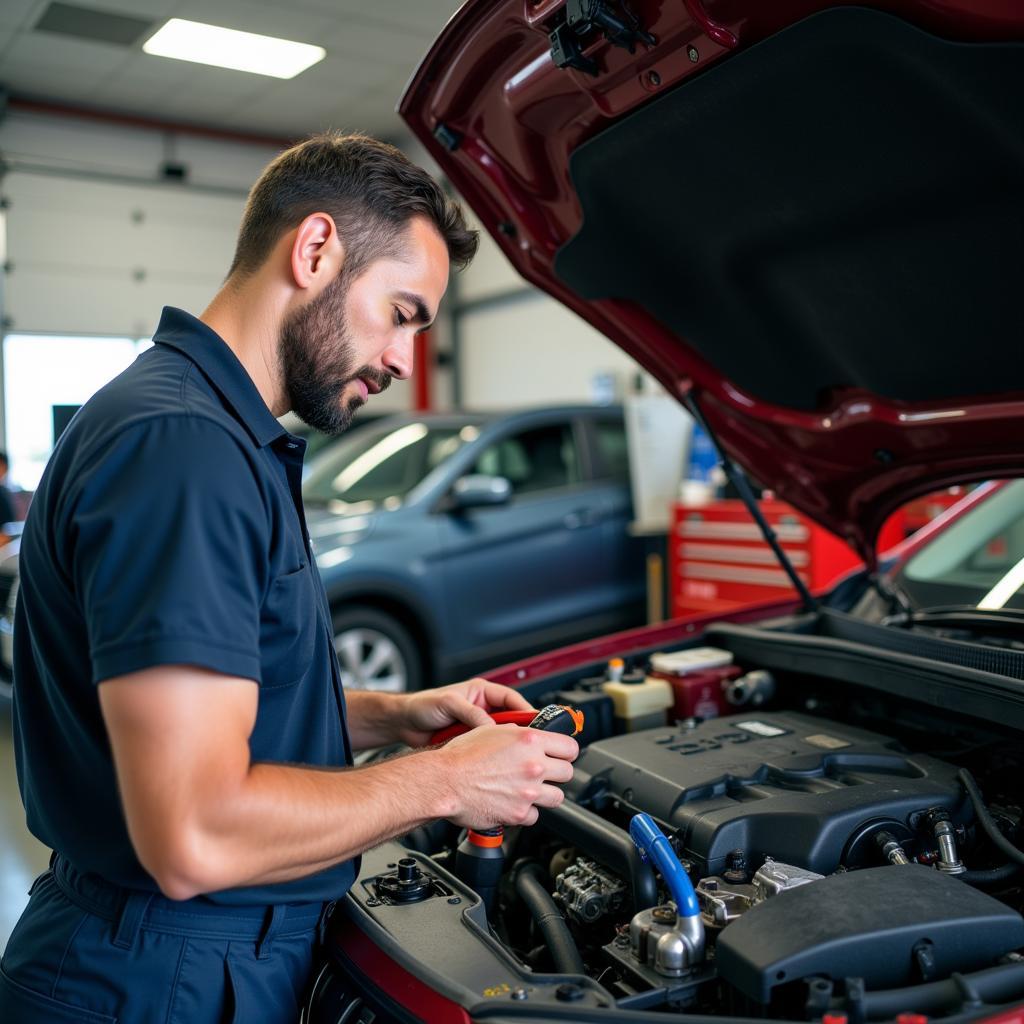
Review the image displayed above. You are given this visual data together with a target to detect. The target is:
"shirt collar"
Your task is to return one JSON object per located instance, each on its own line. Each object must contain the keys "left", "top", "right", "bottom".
{"left": 152, "top": 306, "right": 288, "bottom": 449}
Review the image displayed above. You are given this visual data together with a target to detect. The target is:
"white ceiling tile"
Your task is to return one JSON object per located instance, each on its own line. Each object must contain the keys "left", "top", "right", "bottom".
{"left": 315, "top": 21, "right": 433, "bottom": 68}
{"left": 0, "top": 0, "right": 47, "bottom": 31}
{"left": 86, "top": 77, "right": 202, "bottom": 113}
{"left": 227, "top": 95, "right": 337, "bottom": 132}
{"left": 100, "top": 49, "right": 195, "bottom": 85}
{"left": 0, "top": 0, "right": 452, "bottom": 139}
{"left": 253, "top": 57, "right": 392, "bottom": 106}
{"left": 228, "top": 108, "right": 312, "bottom": 137}
{"left": 2, "top": 29, "right": 135, "bottom": 73}
{"left": 168, "top": 0, "right": 333, "bottom": 45}
{"left": 108, "top": 0, "right": 180, "bottom": 16}
{"left": 147, "top": 57, "right": 283, "bottom": 100}
{"left": 151, "top": 94, "right": 257, "bottom": 124}
{"left": 277, "top": 0, "right": 461, "bottom": 35}
{"left": 349, "top": 86, "right": 406, "bottom": 118}
{"left": 232, "top": 85, "right": 404, "bottom": 140}
{"left": 0, "top": 62, "right": 115, "bottom": 99}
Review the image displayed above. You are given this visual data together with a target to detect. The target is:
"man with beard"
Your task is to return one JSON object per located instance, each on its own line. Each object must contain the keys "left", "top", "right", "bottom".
{"left": 1, "top": 133, "right": 580, "bottom": 1024}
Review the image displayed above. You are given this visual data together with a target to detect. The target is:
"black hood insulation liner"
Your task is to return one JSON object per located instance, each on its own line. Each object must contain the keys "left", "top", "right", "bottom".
{"left": 555, "top": 7, "right": 1024, "bottom": 412}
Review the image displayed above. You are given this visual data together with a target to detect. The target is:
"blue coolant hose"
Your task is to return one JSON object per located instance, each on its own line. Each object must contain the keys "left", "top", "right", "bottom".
{"left": 629, "top": 813, "right": 701, "bottom": 918}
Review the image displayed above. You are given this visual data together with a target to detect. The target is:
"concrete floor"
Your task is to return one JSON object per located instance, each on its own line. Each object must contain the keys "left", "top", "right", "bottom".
{"left": 0, "top": 701, "right": 50, "bottom": 953}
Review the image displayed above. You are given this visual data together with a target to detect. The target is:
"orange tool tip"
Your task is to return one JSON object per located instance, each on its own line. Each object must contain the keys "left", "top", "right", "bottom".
{"left": 468, "top": 831, "right": 504, "bottom": 848}
{"left": 565, "top": 706, "right": 585, "bottom": 736}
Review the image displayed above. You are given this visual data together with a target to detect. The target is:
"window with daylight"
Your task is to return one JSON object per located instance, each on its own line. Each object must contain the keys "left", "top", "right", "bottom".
{"left": 3, "top": 335, "right": 151, "bottom": 491}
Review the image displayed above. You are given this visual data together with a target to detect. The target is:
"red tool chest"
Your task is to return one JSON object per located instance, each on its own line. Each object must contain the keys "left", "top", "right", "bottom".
{"left": 669, "top": 499, "right": 905, "bottom": 618}
{"left": 900, "top": 488, "right": 968, "bottom": 533}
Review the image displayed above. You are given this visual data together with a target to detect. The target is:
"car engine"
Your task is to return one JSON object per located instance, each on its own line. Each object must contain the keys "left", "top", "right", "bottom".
{"left": 347, "top": 651, "right": 1024, "bottom": 1022}
{"left": 542, "top": 709, "right": 1024, "bottom": 1013}
{"left": 566, "top": 710, "right": 967, "bottom": 877}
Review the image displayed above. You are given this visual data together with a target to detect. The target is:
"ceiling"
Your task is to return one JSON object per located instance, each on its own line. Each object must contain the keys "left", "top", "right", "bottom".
{"left": 0, "top": 0, "right": 463, "bottom": 141}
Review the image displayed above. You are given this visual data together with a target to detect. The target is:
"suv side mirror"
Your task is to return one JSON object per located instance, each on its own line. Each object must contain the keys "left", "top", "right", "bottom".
{"left": 449, "top": 474, "right": 512, "bottom": 511}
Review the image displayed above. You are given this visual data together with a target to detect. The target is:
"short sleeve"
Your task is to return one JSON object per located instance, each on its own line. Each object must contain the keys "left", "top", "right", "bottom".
{"left": 67, "top": 416, "right": 271, "bottom": 684}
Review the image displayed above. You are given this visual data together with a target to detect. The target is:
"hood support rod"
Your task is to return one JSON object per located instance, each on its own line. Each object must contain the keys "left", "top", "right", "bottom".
{"left": 683, "top": 392, "right": 819, "bottom": 614}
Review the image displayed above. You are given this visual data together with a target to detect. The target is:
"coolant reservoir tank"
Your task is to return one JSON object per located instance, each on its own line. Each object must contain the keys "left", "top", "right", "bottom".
{"left": 602, "top": 675, "right": 673, "bottom": 732}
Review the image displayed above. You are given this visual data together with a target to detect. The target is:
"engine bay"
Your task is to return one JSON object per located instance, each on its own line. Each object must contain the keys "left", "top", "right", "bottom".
{"left": 338, "top": 640, "right": 1024, "bottom": 1023}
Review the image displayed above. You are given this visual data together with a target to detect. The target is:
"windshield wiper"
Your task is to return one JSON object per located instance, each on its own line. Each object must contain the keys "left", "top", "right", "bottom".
{"left": 883, "top": 605, "right": 1024, "bottom": 641}
{"left": 872, "top": 571, "right": 914, "bottom": 619}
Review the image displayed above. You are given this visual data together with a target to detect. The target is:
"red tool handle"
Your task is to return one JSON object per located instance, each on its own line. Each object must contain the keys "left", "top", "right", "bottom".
{"left": 430, "top": 710, "right": 538, "bottom": 745}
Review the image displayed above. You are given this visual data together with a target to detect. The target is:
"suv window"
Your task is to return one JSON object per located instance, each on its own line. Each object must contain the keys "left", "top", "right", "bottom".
{"left": 593, "top": 417, "right": 630, "bottom": 483}
{"left": 303, "top": 422, "right": 469, "bottom": 506}
{"left": 473, "top": 423, "right": 580, "bottom": 495}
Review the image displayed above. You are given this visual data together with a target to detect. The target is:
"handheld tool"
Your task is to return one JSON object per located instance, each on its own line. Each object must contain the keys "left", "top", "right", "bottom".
{"left": 449, "top": 705, "right": 583, "bottom": 915}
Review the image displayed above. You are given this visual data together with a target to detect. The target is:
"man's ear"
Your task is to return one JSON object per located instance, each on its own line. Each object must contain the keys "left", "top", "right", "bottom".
{"left": 290, "top": 212, "right": 343, "bottom": 292}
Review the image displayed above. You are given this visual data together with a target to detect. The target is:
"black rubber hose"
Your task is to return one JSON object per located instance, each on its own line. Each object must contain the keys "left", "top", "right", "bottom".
{"left": 538, "top": 801, "right": 658, "bottom": 909}
{"left": 513, "top": 862, "right": 586, "bottom": 976}
{"left": 838, "top": 961, "right": 1024, "bottom": 1019}
{"left": 959, "top": 862, "right": 1022, "bottom": 886}
{"left": 958, "top": 769, "right": 1024, "bottom": 866}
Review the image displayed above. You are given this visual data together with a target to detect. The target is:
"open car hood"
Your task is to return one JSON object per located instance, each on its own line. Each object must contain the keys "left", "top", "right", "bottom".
{"left": 400, "top": 0, "right": 1024, "bottom": 566}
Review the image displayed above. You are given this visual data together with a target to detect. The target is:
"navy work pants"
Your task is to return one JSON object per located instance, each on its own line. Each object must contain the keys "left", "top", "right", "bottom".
{"left": 0, "top": 855, "right": 327, "bottom": 1023}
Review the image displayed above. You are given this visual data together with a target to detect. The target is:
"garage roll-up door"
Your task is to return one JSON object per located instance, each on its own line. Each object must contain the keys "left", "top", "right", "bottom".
{"left": 2, "top": 170, "right": 245, "bottom": 337}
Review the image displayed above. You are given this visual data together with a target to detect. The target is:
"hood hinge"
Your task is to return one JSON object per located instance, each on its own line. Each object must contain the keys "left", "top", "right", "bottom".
{"left": 550, "top": 0, "right": 656, "bottom": 77}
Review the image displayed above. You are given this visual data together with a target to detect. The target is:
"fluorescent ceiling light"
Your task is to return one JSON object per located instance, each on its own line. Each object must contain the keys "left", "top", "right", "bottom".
{"left": 143, "top": 18, "right": 325, "bottom": 79}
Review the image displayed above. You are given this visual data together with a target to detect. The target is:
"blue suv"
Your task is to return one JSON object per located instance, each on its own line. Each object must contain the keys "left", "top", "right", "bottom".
{"left": 303, "top": 405, "right": 646, "bottom": 692}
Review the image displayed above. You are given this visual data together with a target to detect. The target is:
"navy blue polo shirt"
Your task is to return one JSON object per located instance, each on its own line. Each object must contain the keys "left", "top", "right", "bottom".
{"left": 12, "top": 306, "right": 356, "bottom": 905}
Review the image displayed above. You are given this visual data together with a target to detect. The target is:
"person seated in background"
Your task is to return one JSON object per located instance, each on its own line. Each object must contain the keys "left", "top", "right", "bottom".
{"left": 0, "top": 451, "right": 18, "bottom": 532}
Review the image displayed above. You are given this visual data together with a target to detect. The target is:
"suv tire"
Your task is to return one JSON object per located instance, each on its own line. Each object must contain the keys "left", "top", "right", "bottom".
{"left": 331, "top": 607, "right": 423, "bottom": 693}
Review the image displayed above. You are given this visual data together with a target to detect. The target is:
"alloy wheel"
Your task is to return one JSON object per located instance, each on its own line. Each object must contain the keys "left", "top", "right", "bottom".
{"left": 334, "top": 626, "right": 407, "bottom": 692}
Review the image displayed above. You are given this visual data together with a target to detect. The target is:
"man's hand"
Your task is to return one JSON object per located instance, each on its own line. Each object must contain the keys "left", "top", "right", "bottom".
{"left": 434, "top": 723, "right": 578, "bottom": 830}
{"left": 397, "top": 678, "right": 534, "bottom": 746}
{"left": 99, "top": 666, "right": 573, "bottom": 898}
{"left": 344, "top": 678, "right": 534, "bottom": 750}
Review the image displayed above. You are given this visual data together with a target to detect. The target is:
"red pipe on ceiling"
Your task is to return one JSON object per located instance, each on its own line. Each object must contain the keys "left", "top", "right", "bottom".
{"left": 7, "top": 95, "right": 296, "bottom": 150}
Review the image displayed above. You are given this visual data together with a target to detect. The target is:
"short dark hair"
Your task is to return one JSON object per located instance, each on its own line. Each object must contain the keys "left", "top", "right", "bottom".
{"left": 228, "top": 132, "right": 477, "bottom": 280}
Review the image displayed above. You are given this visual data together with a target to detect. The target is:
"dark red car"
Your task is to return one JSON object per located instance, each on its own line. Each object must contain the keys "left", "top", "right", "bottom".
{"left": 309, "top": 2, "right": 1024, "bottom": 1022}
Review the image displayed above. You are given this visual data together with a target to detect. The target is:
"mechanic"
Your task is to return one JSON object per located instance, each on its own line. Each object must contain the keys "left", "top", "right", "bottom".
{"left": 0, "top": 133, "right": 580, "bottom": 1023}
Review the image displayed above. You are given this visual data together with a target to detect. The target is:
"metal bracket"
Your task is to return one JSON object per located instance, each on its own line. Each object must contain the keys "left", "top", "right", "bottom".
{"left": 550, "top": 0, "right": 656, "bottom": 76}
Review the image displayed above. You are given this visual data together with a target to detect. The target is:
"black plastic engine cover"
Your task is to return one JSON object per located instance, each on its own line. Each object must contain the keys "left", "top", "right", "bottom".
{"left": 716, "top": 865, "right": 1024, "bottom": 1002}
{"left": 566, "top": 712, "right": 964, "bottom": 875}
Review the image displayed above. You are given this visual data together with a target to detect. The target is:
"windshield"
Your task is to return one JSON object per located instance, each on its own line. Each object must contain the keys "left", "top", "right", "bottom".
{"left": 302, "top": 421, "right": 477, "bottom": 507}
{"left": 898, "top": 480, "right": 1024, "bottom": 611}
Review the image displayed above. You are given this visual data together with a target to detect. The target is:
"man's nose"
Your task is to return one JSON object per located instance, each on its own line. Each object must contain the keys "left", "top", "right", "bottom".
{"left": 382, "top": 333, "right": 414, "bottom": 381}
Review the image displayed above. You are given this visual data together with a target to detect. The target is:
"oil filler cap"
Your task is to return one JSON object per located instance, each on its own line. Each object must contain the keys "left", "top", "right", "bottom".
{"left": 375, "top": 857, "right": 434, "bottom": 904}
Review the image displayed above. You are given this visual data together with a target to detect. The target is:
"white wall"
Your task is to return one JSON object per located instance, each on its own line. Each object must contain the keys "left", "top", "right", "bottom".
{"left": 456, "top": 212, "right": 523, "bottom": 305}
{"left": 0, "top": 108, "right": 412, "bottom": 414}
{"left": 0, "top": 109, "right": 277, "bottom": 338}
{"left": 0, "top": 110, "right": 281, "bottom": 192}
{"left": 4, "top": 171, "right": 243, "bottom": 338}
{"left": 460, "top": 293, "right": 641, "bottom": 410}
{"left": 0, "top": 110, "right": 644, "bottom": 423}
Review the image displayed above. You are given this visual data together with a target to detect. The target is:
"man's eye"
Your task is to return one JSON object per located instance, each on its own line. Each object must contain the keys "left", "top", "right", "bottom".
{"left": 393, "top": 307, "right": 409, "bottom": 327}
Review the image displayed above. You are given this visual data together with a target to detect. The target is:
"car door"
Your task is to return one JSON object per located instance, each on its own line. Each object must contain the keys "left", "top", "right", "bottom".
{"left": 436, "top": 417, "right": 608, "bottom": 670}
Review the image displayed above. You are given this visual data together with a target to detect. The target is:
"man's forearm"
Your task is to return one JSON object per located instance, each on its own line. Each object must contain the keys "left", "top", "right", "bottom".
{"left": 160, "top": 748, "right": 454, "bottom": 899}
{"left": 344, "top": 689, "right": 412, "bottom": 750}
{"left": 102, "top": 668, "right": 563, "bottom": 902}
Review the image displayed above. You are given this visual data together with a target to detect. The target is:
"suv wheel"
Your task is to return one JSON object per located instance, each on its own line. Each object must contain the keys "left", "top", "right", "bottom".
{"left": 332, "top": 608, "right": 423, "bottom": 693}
